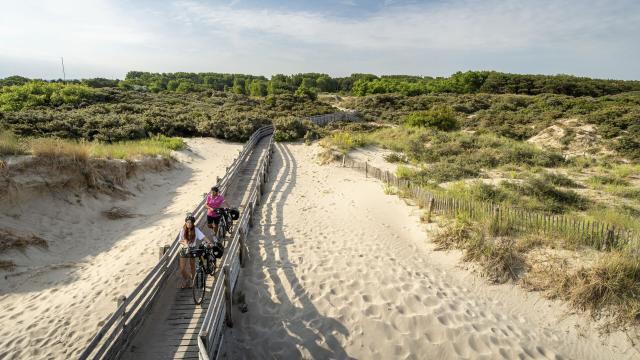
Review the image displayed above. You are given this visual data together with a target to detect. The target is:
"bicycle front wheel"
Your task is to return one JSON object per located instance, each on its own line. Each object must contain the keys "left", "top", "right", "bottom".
{"left": 192, "top": 268, "right": 207, "bottom": 305}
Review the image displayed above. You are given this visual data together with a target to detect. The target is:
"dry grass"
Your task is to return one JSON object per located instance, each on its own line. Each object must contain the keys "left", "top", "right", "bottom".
{"left": 0, "top": 229, "right": 48, "bottom": 272}
{"left": 0, "top": 229, "right": 48, "bottom": 252}
{"left": 0, "top": 130, "right": 26, "bottom": 155}
{"left": 524, "top": 251, "right": 640, "bottom": 328}
{"left": 102, "top": 207, "right": 138, "bottom": 220}
{"left": 31, "top": 138, "right": 90, "bottom": 162}
{"left": 433, "top": 218, "right": 525, "bottom": 283}
{"left": 3, "top": 132, "right": 183, "bottom": 162}
{"left": 0, "top": 259, "right": 15, "bottom": 271}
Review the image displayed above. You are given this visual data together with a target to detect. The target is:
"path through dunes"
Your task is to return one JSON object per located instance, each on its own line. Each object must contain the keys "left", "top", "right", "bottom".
{"left": 121, "top": 135, "right": 271, "bottom": 360}
{"left": 222, "top": 143, "right": 633, "bottom": 360}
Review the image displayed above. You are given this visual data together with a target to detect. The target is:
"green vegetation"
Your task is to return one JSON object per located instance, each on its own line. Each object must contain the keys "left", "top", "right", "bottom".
{"left": 403, "top": 106, "right": 459, "bottom": 131}
{"left": 0, "top": 85, "right": 334, "bottom": 142}
{"left": 0, "top": 82, "right": 102, "bottom": 111}
{"left": 351, "top": 71, "right": 640, "bottom": 97}
{"left": 340, "top": 91, "right": 640, "bottom": 159}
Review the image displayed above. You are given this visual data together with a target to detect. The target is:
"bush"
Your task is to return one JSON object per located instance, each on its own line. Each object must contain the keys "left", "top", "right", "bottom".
{"left": 501, "top": 177, "right": 589, "bottom": 213}
{"left": 0, "top": 82, "right": 101, "bottom": 111}
{"left": 403, "top": 106, "right": 459, "bottom": 131}
{"left": 540, "top": 172, "right": 582, "bottom": 188}
{"left": 274, "top": 116, "right": 318, "bottom": 142}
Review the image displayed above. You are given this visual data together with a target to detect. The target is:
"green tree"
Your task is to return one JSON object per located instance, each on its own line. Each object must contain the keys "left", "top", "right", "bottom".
{"left": 249, "top": 80, "right": 268, "bottom": 97}
{"left": 232, "top": 78, "right": 246, "bottom": 95}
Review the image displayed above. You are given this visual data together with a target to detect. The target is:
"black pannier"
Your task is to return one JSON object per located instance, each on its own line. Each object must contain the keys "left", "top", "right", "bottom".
{"left": 229, "top": 208, "right": 240, "bottom": 220}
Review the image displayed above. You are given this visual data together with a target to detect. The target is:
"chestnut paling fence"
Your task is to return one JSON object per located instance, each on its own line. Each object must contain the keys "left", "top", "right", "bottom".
{"left": 305, "top": 111, "right": 359, "bottom": 126}
{"left": 340, "top": 155, "right": 640, "bottom": 252}
{"left": 78, "top": 125, "right": 275, "bottom": 360}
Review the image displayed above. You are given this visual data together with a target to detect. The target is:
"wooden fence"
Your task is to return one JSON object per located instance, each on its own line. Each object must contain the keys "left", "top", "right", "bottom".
{"left": 306, "top": 111, "right": 359, "bottom": 126}
{"left": 78, "top": 125, "right": 275, "bottom": 360}
{"left": 340, "top": 155, "right": 640, "bottom": 253}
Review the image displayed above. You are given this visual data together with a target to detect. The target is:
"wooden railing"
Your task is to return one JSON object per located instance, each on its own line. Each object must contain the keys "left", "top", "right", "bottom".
{"left": 197, "top": 128, "right": 275, "bottom": 360}
{"left": 306, "top": 111, "right": 359, "bottom": 126}
{"left": 340, "top": 155, "right": 640, "bottom": 253}
{"left": 78, "top": 125, "right": 274, "bottom": 360}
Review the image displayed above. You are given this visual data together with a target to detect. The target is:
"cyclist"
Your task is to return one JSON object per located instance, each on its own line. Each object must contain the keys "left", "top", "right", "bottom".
{"left": 178, "top": 214, "right": 213, "bottom": 289}
{"left": 205, "top": 186, "right": 229, "bottom": 240}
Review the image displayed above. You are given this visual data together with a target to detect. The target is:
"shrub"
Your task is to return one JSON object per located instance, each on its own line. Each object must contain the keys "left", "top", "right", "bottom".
{"left": 324, "top": 132, "right": 370, "bottom": 153}
{"left": 403, "top": 106, "right": 459, "bottom": 131}
{"left": 501, "top": 177, "right": 589, "bottom": 213}
{"left": 540, "top": 172, "right": 582, "bottom": 188}
{"left": 423, "top": 162, "right": 480, "bottom": 183}
{"left": 273, "top": 116, "right": 318, "bottom": 142}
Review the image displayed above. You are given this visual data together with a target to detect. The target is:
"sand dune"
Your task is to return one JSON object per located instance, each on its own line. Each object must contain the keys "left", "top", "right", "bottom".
{"left": 223, "top": 143, "right": 635, "bottom": 360}
{"left": 0, "top": 138, "right": 241, "bottom": 360}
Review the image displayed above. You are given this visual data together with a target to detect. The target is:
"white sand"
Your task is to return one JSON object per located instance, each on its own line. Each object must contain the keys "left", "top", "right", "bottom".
{"left": 224, "top": 143, "right": 636, "bottom": 360}
{"left": 0, "top": 138, "right": 242, "bottom": 360}
{"left": 348, "top": 145, "right": 404, "bottom": 174}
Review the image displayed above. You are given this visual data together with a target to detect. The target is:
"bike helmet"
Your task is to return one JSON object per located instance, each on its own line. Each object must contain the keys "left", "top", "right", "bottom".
{"left": 211, "top": 186, "right": 219, "bottom": 193}
{"left": 185, "top": 214, "right": 196, "bottom": 223}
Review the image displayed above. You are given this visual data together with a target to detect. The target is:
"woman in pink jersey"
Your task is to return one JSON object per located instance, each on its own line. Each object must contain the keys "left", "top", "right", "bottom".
{"left": 205, "top": 186, "right": 229, "bottom": 240}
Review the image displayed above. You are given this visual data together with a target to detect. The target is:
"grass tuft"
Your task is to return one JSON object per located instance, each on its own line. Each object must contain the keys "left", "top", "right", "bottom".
{"left": 0, "top": 130, "right": 26, "bottom": 156}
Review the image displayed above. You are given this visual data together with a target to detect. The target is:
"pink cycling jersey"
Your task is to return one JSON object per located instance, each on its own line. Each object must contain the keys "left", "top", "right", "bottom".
{"left": 206, "top": 194, "right": 225, "bottom": 217}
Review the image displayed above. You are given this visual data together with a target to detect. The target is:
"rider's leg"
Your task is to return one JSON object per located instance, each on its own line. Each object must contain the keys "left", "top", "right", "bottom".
{"left": 178, "top": 257, "right": 189, "bottom": 288}
{"left": 189, "top": 258, "right": 196, "bottom": 280}
{"left": 212, "top": 216, "right": 220, "bottom": 241}
{"left": 207, "top": 215, "right": 215, "bottom": 235}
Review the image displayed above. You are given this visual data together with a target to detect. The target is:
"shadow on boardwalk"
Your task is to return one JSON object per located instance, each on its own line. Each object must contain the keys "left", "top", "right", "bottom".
{"left": 225, "top": 143, "right": 353, "bottom": 359}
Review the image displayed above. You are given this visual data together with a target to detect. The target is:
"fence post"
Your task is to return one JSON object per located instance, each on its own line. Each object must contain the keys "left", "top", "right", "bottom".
{"left": 603, "top": 226, "right": 615, "bottom": 251}
{"left": 223, "top": 265, "right": 233, "bottom": 327}
{"left": 342, "top": 154, "right": 346, "bottom": 167}
{"left": 365, "top": 162, "right": 368, "bottom": 178}
{"left": 426, "top": 197, "right": 435, "bottom": 223}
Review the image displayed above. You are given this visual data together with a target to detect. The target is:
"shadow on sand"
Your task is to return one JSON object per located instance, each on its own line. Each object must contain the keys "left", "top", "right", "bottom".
{"left": 229, "top": 143, "right": 354, "bottom": 359}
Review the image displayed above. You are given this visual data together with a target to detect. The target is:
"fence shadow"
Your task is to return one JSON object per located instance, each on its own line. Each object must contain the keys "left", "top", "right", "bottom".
{"left": 233, "top": 143, "right": 354, "bottom": 359}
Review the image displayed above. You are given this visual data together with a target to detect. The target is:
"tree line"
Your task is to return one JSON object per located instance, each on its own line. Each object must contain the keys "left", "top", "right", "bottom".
{"left": 4, "top": 71, "right": 637, "bottom": 99}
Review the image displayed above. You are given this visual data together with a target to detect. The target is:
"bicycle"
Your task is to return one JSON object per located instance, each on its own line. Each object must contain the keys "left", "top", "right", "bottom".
{"left": 213, "top": 208, "right": 239, "bottom": 246}
{"left": 186, "top": 243, "right": 223, "bottom": 305}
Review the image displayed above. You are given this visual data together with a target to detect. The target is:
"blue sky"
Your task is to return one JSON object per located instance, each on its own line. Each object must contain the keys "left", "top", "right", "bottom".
{"left": 1, "top": 0, "right": 639, "bottom": 80}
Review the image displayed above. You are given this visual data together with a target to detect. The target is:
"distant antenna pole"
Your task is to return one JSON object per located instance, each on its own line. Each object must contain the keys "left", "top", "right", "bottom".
{"left": 61, "top": 57, "right": 66, "bottom": 81}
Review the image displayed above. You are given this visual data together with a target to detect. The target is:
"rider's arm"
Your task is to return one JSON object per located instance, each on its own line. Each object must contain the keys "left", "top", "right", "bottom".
{"left": 179, "top": 229, "right": 188, "bottom": 247}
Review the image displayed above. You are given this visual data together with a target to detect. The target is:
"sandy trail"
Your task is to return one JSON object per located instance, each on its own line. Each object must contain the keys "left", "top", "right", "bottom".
{"left": 0, "top": 138, "right": 241, "bottom": 360}
{"left": 224, "top": 143, "right": 635, "bottom": 360}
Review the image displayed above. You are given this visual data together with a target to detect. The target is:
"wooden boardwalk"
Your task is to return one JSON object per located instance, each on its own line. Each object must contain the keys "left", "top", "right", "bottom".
{"left": 120, "top": 136, "right": 270, "bottom": 360}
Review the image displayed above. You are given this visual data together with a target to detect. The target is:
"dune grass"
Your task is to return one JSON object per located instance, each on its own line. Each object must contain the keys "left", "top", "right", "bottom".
{"left": 1, "top": 131, "right": 185, "bottom": 161}
{"left": 0, "top": 130, "right": 26, "bottom": 155}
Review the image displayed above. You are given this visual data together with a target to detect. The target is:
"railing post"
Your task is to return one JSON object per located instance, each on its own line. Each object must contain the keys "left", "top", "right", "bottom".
{"left": 223, "top": 265, "right": 233, "bottom": 327}
{"left": 117, "top": 295, "right": 127, "bottom": 331}
{"left": 239, "top": 230, "right": 246, "bottom": 267}
{"left": 249, "top": 204, "right": 254, "bottom": 228}
{"left": 158, "top": 245, "right": 169, "bottom": 260}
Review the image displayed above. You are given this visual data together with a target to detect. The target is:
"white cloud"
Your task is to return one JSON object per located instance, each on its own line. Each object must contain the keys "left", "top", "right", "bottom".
{"left": 0, "top": 0, "right": 638, "bottom": 79}
{"left": 173, "top": 0, "right": 640, "bottom": 51}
